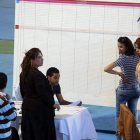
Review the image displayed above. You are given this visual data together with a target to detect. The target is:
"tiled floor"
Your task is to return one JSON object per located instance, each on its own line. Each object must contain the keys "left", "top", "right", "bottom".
{"left": 96, "top": 132, "right": 116, "bottom": 140}
{"left": 83, "top": 104, "right": 116, "bottom": 140}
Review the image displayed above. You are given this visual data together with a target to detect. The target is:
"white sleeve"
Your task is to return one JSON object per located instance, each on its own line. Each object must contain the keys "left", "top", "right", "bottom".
{"left": 14, "top": 84, "right": 23, "bottom": 101}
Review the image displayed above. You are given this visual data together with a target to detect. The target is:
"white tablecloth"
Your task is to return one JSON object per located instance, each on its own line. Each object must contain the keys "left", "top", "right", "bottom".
{"left": 11, "top": 107, "right": 98, "bottom": 140}
{"left": 55, "top": 108, "right": 98, "bottom": 140}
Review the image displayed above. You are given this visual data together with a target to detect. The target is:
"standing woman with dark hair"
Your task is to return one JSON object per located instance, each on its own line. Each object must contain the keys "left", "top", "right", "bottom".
{"left": 104, "top": 37, "right": 140, "bottom": 140}
{"left": 20, "top": 48, "right": 60, "bottom": 140}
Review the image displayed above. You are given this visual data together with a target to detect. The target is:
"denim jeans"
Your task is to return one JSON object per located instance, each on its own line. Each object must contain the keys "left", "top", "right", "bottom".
{"left": 116, "top": 86, "right": 140, "bottom": 140}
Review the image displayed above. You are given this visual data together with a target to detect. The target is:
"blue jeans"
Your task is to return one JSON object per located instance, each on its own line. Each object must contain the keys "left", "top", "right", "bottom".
{"left": 116, "top": 86, "right": 140, "bottom": 139}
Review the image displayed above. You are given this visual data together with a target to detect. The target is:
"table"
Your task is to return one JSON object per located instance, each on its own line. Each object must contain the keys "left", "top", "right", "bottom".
{"left": 11, "top": 104, "right": 98, "bottom": 140}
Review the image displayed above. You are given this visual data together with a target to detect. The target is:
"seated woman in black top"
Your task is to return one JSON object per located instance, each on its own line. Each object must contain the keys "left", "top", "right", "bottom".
{"left": 20, "top": 48, "right": 60, "bottom": 140}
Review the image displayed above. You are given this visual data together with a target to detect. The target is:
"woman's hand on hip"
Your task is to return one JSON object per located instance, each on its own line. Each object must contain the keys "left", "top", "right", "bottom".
{"left": 121, "top": 74, "right": 129, "bottom": 82}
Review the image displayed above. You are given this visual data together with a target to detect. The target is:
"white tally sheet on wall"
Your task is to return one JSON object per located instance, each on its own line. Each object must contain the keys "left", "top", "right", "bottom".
{"left": 14, "top": 0, "right": 140, "bottom": 108}
{"left": 88, "top": 0, "right": 140, "bottom": 3}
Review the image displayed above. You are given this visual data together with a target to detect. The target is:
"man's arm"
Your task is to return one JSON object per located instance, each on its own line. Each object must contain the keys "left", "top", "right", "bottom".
{"left": 56, "top": 94, "right": 82, "bottom": 106}
{"left": 56, "top": 94, "right": 72, "bottom": 105}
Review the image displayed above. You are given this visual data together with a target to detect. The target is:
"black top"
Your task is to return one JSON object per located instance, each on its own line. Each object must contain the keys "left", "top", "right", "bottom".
{"left": 20, "top": 68, "right": 55, "bottom": 117}
{"left": 53, "top": 84, "right": 61, "bottom": 95}
{"left": 45, "top": 78, "right": 61, "bottom": 95}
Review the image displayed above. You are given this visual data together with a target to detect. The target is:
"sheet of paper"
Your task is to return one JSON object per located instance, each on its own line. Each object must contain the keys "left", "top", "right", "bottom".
{"left": 68, "top": 99, "right": 81, "bottom": 106}
{"left": 55, "top": 105, "right": 86, "bottom": 119}
{"left": 14, "top": 101, "right": 22, "bottom": 110}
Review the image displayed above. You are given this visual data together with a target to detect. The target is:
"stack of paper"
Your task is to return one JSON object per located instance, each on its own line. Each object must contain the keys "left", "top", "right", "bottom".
{"left": 68, "top": 100, "right": 81, "bottom": 106}
{"left": 55, "top": 105, "right": 86, "bottom": 119}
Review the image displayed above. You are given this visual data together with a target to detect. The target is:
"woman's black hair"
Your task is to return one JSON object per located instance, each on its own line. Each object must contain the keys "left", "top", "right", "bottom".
{"left": 118, "top": 37, "right": 134, "bottom": 56}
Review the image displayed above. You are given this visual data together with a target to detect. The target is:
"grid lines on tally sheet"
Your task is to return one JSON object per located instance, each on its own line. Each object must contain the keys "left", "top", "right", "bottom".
{"left": 14, "top": 1, "right": 140, "bottom": 103}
